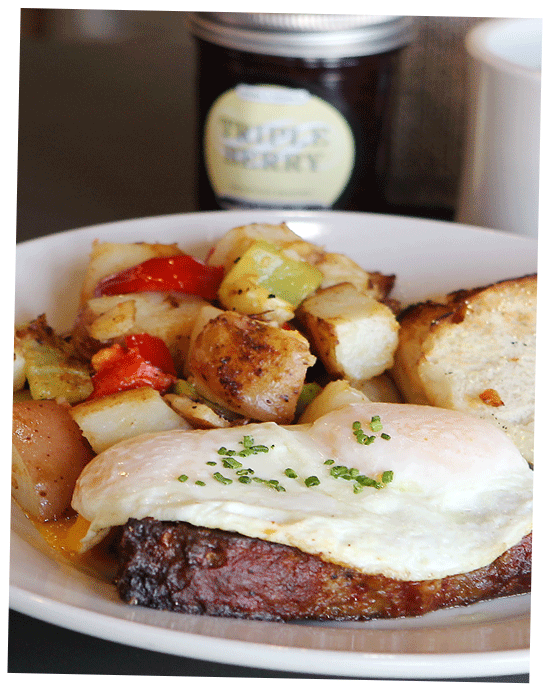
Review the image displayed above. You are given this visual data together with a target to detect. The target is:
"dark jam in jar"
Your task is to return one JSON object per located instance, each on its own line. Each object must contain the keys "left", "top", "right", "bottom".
{"left": 189, "top": 13, "right": 413, "bottom": 212}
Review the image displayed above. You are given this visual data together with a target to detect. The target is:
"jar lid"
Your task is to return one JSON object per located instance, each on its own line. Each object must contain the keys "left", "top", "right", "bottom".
{"left": 188, "top": 12, "right": 415, "bottom": 58}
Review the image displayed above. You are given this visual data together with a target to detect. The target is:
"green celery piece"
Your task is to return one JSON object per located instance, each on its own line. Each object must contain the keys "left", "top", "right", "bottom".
{"left": 225, "top": 240, "right": 323, "bottom": 307}
{"left": 173, "top": 379, "right": 198, "bottom": 398}
{"left": 22, "top": 339, "right": 93, "bottom": 403}
{"left": 295, "top": 382, "right": 322, "bottom": 417}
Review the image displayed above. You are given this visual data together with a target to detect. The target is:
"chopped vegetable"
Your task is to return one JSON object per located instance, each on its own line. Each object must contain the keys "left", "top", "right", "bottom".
{"left": 228, "top": 240, "right": 323, "bottom": 306}
{"left": 12, "top": 399, "right": 95, "bottom": 521}
{"left": 88, "top": 334, "right": 177, "bottom": 400}
{"left": 352, "top": 421, "right": 375, "bottom": 445}
{"left": 295, "top": 381, "right": 322, "bottom": 417}
{"left": 16, "top": 316, "right": 93, "bottom": 403}
{"left": 213, "top": 472, "right": 233, "bottom": 485}
{"left": 369, "top": 415, "right": 383, "bottom": 432}
{"left": 70, "top": 387, "right": 191, "bottom": 454}
{"left": 217, "top": 240, "right": 323, "bottom": 322}
{"left": 95, "top": 255, "right": 224, "bottom": 301}
{"left": 125, "top": 333, "right": 177, "bottom": 376}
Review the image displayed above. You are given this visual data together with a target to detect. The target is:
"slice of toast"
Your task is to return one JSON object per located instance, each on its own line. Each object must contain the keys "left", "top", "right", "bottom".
{"left": 391, "top": 274, "right": 536, "bottom": 464}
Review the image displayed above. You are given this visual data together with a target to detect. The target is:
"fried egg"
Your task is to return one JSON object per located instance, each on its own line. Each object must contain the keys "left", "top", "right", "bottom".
{"left": 72, "top": 402, "right": 533, "bottom": 581}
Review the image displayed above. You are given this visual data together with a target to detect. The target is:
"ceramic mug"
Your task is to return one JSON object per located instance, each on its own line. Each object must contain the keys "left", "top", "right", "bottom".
{"left": 456, "top": 18, "right": 542, "bottom": 237}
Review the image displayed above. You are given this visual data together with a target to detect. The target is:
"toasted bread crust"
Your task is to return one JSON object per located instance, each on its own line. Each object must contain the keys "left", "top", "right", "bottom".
{"left": 115, "top": 518, "right": 531, "bottom": 622}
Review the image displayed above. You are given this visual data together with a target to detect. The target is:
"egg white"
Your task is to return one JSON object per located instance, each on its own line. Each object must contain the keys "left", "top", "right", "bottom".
{"left": 72, "top": 402, "right": 533, "bottom": 581}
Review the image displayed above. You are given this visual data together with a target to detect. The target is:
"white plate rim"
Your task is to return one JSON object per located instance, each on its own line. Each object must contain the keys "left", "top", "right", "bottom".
{"left": 11, "top": 209, "right": 537, "bottom": 678}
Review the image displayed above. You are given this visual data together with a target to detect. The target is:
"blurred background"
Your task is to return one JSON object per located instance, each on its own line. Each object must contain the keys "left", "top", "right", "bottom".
{"left": 18, "top": 9, "right": 490, "bottom": 242}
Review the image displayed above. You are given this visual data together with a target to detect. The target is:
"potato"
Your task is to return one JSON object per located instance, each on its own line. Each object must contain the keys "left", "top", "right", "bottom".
{"left": 13, "top": 342, "right": 26, "bottom": 391}
{"left": 80, "top": 240, "right": 184, "bottom": 304}
{"left": 298, "top": 379, "right": 370, "bottom": 424}
{"left": 163, "top": 393, "right": 233, "bottom": 429}
{"left": 69, "top": 387, "right": 192, "bottom": 454}
{"left": 314, "top": 252, "right": 391, "bottom": 297}
{"left": 187, "top": 311, "right": 316, "bottom": 423}
{"left": 12, "top": 399, "right": 95, "bottom": 521}
{"left": 296, "top": 283, "right": 399, "bottom": 381}
{"left": 72, "top": 292, "right": 208, "bottom": 372}
{"left": 87, "top": 299, "right": 136, "bottom": 340}
{"left": 350, "top": 374, "right": 403, "bottom": 403}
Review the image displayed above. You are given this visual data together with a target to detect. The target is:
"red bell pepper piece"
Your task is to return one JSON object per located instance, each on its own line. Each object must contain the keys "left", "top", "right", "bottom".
{"left": 88, "top": 334, "right": 177, "bottom": 400}
{"left": 94, "top": 255, "right": 224, "bottom": 301}
{"left": 124, "top": 333, "right": 177, "bottom": 376}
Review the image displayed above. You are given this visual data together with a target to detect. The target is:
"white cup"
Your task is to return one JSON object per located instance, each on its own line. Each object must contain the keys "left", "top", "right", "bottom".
{"left": 456, "top": 18, "right": 542, "bottom": 237}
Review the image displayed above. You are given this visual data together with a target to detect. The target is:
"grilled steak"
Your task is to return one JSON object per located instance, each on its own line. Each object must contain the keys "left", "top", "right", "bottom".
{"left": 115, "top": 517, "right": 531, "bottom": 621}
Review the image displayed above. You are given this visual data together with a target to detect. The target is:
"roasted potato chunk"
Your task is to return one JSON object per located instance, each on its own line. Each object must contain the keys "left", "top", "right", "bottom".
{"left": 187, "top": 311, "right": 316, "bottom": 423}
{"left": 297, "top": 283, "right": 399, "bottom": 381}
{"left": 69, "top": 387, "right": 192, "bottom": 454}
{"left": 164, "top": 394, "right": 233, "bottom": 429}
{"left": 351, "top": 373, "right": 403, "bottom": 403}
{"left": 13, "top": 342, "right": 26, "bottom": 391}
{"left": 298, "top": 379, "right": 370, "bottom": 424}
{"left": 12, "top": 399, "right": 95, "bottom": 521}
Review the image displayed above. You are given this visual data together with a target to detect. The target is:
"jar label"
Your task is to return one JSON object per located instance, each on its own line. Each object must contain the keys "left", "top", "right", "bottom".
{"left": 203, "top": 84, "right": 355, "bottom": 208}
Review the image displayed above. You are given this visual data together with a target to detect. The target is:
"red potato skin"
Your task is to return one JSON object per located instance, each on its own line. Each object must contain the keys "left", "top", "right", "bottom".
{"left": 12, "top": 399, "right": 95, "bottom": 521}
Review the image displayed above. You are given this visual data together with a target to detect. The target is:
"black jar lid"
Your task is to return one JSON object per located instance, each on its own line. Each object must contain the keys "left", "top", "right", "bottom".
{"left": 188, "top": 12, "right": 415, "bottom": 59}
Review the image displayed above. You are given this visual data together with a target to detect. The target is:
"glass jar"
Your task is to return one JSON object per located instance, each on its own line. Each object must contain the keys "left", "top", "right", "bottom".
{"left": 188, "top": 12, "right": 414, "bottom": 212}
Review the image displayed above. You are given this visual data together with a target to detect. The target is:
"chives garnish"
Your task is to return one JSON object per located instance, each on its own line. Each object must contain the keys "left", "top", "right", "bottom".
{"left": 355, "top": 475, "right": 378, "bottom": 487}
{"left": 324, "top": 459, "right": 335, "bottom": 465}
{"left": 206, "top": 461, "right": 217, "bottom": 466}
{"left": 177, "top": 474, "right": 188, "bottom": 483}
{"left": 327, "top": 462, "right": 394, "bottom": 491}
{"left": 305, "top": 476, "right": 320, "bottom": 487}
{"left": 213, "top": 472, "right": 232, "bottom": 485}
{"left": 221, "top": 457, "right": 243, "bottom": 469}
{"left": 370, "top": 415, "right": 383, "bottom": 432}
{"left": 238, "top": 476, "right": 252, "bottom": 484}
{"left": 252, "top": 476, "right": 286, "bottom": 491}
{"left": 284, "top": 468, "right": 298, "bottom": 478}
{"left": 353, "top": 421, "right": 375, "bottom": 445}
{"left": 195, "top": 480, "right": 206, "bottom": 486}
{"left": 353, "top": 418, "right": 390, "bottom": 445}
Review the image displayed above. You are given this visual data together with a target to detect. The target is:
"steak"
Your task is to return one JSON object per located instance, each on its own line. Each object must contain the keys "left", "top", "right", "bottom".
{"left": 115, "top": 518, "right": 531, "bottom": 621}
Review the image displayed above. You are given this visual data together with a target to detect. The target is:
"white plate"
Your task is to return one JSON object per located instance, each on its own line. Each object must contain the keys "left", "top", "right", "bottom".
{"left": 11, "top": 210, "right": 536, "bottom": 679}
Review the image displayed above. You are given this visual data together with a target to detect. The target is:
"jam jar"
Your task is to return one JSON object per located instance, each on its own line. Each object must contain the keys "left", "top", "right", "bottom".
{"left": 188, "top": 12, "right": 414, "bottom": 212}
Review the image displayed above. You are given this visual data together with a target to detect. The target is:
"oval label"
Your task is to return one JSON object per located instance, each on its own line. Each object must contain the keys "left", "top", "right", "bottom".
{"left": 203, "top": 84, "right": 356, "bottom": 209}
